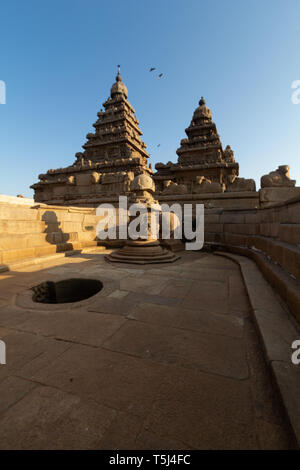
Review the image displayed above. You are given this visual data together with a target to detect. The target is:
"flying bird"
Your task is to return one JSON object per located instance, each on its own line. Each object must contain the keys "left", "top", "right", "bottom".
{"left": 149, "top": 67, "right": 156, "bottom": 72}
{"left": 157, "top": 144, "right": 161, "bottom": 147}
{"left": 158, "top": 73, "right": 163, "bottom": 79}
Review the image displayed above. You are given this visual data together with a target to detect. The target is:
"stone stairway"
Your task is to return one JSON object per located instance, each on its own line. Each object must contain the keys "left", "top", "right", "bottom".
{"left": 0, "top": 202, "right": 102, "bottom": 271}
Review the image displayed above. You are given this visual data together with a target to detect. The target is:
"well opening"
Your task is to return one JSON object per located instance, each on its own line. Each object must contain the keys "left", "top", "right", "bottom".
{"left": 31, "top": 278, "right": 103, "bottom": 304}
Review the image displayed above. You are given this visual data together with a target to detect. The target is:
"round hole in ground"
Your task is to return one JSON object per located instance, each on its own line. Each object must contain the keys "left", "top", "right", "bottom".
{"left": 31, "top": 278, "right": 103, "bottom": 304}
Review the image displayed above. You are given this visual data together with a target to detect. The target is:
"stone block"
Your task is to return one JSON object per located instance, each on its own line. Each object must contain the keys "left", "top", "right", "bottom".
{"left": 224, "top": 223, "right": 259, "bottom": 235}
{"left": 287, "top": 202, "right": 300, "bottom": 224}
{"left": 0, "top": 205, "right": 38, "bottom": 221}
{"left": 260, "top": 223, "right": 280, "bottom": 238}
{"left": 2, "top": 247, "right": 36, "bottom": 263}
{"left": 77, "top": 231, "right": 96, "bottom": 242}
{"left": 244, "top": 212, "right": 260, "bottom": 224}
{"left": 220, "top": 213, "right": 245, "bottom": 224}
{"left": 61, "top": 221, "right": 83, "bottom": 233}
{"left": 34, "top": 245, "right": 58, "bottom": 257}
{"left": 83, "top": 214, "right": 99, "bottom": 226}
{"left": 204, "top": 214, "right": 221, "bottom": 224}
{"left": 0, "top": 220, "right": 46, "bottom": 234}
{"left": 64, "top": 212, "right": 85, "bottom": 222}
{"left": 204, "top": 223, "right": 223, "bottom": 233}
{"left": 259, "top": 187, "right": 300, "bottom": 205}
{"left": 278, "top": 224, "right": 300, "bottom": 245}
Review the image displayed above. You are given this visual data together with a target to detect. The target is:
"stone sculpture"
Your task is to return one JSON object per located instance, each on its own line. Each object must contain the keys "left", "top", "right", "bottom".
{"left": 261, "top": 165, "right": 296, "bottom": 188}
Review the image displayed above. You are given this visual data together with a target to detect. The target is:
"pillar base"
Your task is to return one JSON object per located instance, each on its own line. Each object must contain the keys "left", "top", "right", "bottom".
{"left": 106, "top": 239, "right": 180, "bottom": 264}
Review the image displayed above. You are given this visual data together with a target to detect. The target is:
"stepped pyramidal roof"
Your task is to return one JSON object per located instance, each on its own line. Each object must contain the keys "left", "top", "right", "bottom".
{"left": 176, "top": 97, "right": 238, "bottom": 169}
{"left": 154, "top": 97, "right": 242, "bottom": 195}
{"left": 31, "top": 67, "right": 152, "bottom": 206}
{"left": 83, "top": 65, "right": 150, "bottom": 169}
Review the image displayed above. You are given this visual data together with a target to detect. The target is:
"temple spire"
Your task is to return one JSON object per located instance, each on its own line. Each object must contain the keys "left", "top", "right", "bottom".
{"left": 116, "top": 64, "right": 122, "bottom": 82}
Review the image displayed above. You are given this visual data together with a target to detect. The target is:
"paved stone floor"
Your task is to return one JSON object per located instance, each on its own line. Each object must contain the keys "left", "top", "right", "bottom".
{"left": 0, "top": 249, "right": 295, "bottom": 449}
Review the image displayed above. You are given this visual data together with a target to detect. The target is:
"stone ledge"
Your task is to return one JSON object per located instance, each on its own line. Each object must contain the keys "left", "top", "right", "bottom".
{"left": 215, "top": 250, "right": 300, "bottom": 447}
{"left": 158, "top": 191, "right": 259, "bottom": 201}
{"left": 0, "top": 195, "right": 34, "bottom": 206}
{"left": 0, "top": 251, "right": 80, "bottom": 273}
{"left": 0, "top": 241, "right": 103, "bottom": 272}
{"left": 209, "top": 242, "right": 300, "bottom": 320}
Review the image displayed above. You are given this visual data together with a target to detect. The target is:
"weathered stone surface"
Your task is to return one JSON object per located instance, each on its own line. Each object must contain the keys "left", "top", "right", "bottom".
{"left": 271, "top": 361, "right": 300, "bottom": 445}
{"left": 194, "top": 177, "right": 224, "bottom": 193}
{"left": 0, "top": 376, "right": 37, "bottom": 415}
{"left": 29, "top": 344, "right": 167, "bottom": 418}
{"left": 31, "top": 67, "right": 152, "bottom": 206}
{"left": 128, "top": 302, "right": 244, "bottom": 338}
{"left": 226, "top": 177, "right": 256, "bottom": 192}
{"left": 143, "top": 366, "right": 256, "bottom": 449}
{"left": 0, "top": 308, "right": 126, "bottom": 347}
{"left": 259, "top": 187, "right": 300, "bottom": 205}
{"left": 154, "top": 97, "right": 240, "bottom": 196}
{"left": 0, "top": 385, "right": 117, "bottom": 449}
{"left": 0, "top": 249, "right": 296, "bottom": 449}
{"left": 261, "top": 165, "right": 296, "bottom": 188}
{"left": 181, "top": 280, "right": 229, "bottom": 314}
{"left": 102, "top": 320, "right": 248, "bottom": 379}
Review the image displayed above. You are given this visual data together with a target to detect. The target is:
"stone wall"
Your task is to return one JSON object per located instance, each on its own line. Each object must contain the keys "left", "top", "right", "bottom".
{"left": 1, "top": 194, "right": 299, "bottom": 321}
{"left": 0, "top": 200, "right": 102, "bottom": 268}
{"left": 204, "top": 195, "right": 300, "bottom": 321}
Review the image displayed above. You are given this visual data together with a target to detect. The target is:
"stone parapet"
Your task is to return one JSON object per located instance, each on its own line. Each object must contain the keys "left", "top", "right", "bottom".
{"left": 259, "top": 187, "right": 300, "bottom": 207}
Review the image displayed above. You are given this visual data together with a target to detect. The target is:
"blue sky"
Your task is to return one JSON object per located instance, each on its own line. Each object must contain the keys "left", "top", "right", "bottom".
{"left": 0, "top": 0, "right": 299, "bottom": 197}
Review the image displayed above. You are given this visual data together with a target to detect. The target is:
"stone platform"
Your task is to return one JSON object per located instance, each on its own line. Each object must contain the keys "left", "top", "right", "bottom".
{"left": 106, "top": 240, "right": 180, "bottom": 264}
{"left": 0, "top": 248, "right": 297, "bottom": 449}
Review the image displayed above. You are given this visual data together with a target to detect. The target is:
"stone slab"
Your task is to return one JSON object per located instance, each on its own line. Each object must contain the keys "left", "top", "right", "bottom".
{"left": 102, "top": 320, "right": 248, "bottom": 379}
{"left": 0, "top": 385, "right": 116, "bottom": 449}
{"left": 28, "top": 344, "right": 167, "bottom": 418}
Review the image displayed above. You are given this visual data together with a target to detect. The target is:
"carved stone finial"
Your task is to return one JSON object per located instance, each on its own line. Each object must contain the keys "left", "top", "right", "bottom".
{"left": 116, "top": 64, "right": 122, "bottom": 82}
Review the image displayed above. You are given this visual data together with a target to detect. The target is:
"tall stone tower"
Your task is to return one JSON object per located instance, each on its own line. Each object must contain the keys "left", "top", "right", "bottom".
{"left": 154, "top": 97, "right": 240, "bottom": 194}
{"left": 31, "top": 67, "right": 152, "bottom": 207}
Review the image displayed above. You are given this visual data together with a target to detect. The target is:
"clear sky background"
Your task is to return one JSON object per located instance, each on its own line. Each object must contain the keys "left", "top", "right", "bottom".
{"left": 0, "top": 0, "right": 299, "bottom": 197}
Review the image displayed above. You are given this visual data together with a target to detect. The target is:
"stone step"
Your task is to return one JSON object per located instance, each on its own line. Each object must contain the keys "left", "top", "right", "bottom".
{"left": 0, "top": 250, "right": 81, "bottom": 273}
{"left": 0, "top": 230, "right": 96, "bottom": 251}
{"left": 0, "top": 240, "right": 102, "bottom": 271}
{"left": 0, "top": 220, "right": 47, "bottom": 234}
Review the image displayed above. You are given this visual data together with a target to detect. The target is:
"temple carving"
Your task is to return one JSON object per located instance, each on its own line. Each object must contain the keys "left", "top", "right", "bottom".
{"left": 154, "top": 97, "right": 255, "bottom": 196}
{"left": 31, "top": 66, "right": 152, "bottom": 207}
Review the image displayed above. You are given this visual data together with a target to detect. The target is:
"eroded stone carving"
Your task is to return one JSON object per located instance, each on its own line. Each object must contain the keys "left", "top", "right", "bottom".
{"left": 161, "top": 180, "right": 188, "bottom": 195}
{"left": 226, "top": 177, "right": 256, "bottom": 192}
{"left": 261, "top": 165, "right": 296, "bottom": 188}
{"left": 194, "top": 177, "right": 224, "bottom": 193}
{"left": 31, "top": 67, "right": 152, "bottom": 206}
{"left": 154, "top": 97, "right": 239, "bottom": 194}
